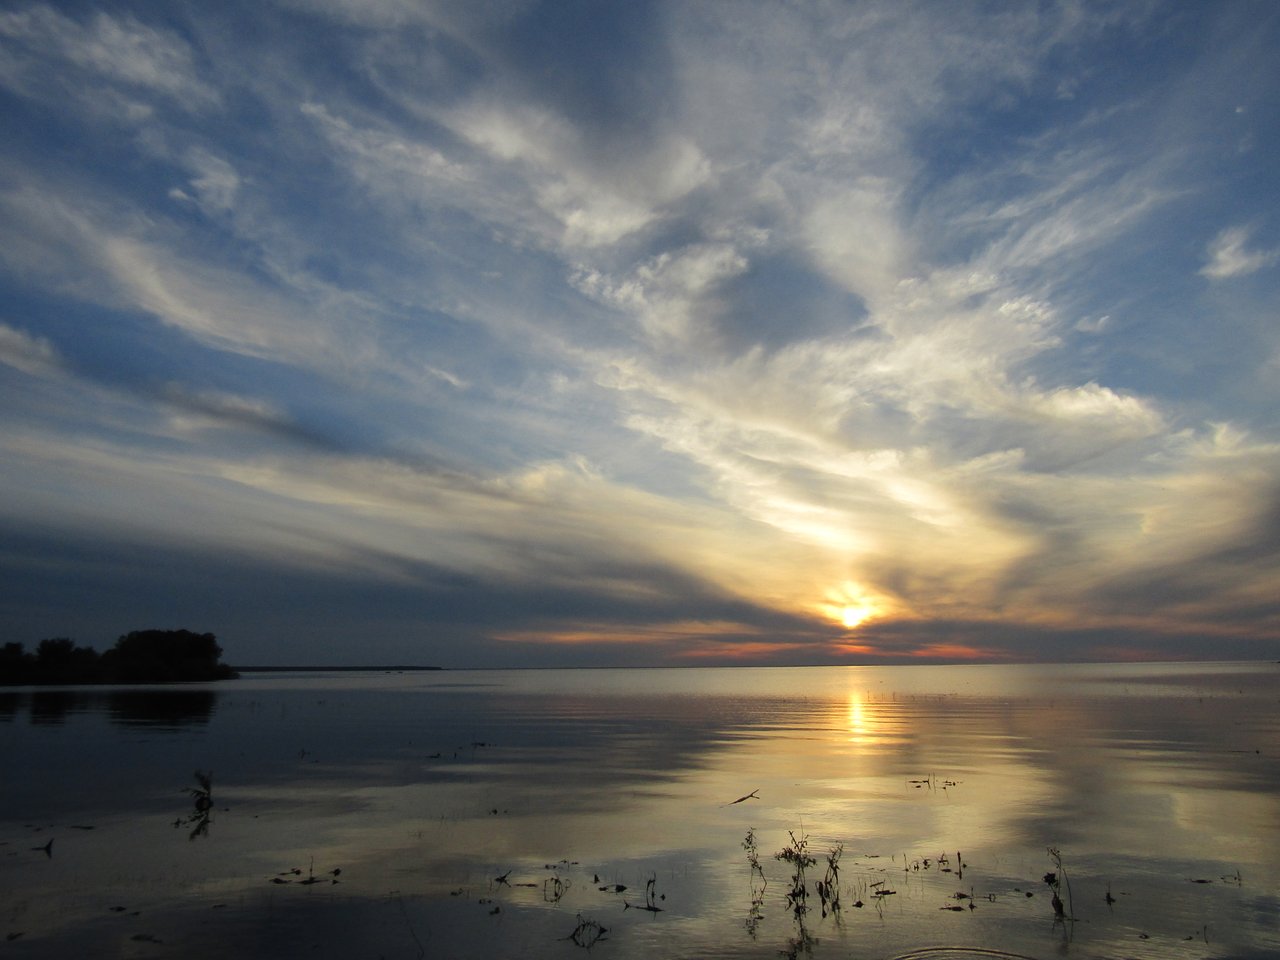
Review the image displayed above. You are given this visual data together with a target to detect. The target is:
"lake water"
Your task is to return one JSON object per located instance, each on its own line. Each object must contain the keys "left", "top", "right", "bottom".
{"left": 1, "top": 662, "right": 1277, "bottom": 959}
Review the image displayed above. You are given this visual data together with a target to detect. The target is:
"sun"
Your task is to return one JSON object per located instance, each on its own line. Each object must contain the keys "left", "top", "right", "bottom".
{"left": 819, "top": 582, "right": 886, "bottom": 632}
{"left": 841, "top": 603, "right": 872, "bottom": 629}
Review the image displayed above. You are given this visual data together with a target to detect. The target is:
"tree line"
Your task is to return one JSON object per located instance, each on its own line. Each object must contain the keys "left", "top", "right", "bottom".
{"left": 0, "top": 630, "right": 238, "bottom": 685}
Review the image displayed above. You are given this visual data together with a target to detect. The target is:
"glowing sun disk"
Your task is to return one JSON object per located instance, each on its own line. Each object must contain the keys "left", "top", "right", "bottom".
{"left": 841, "top": 603, "right": 872, "bottom": 629}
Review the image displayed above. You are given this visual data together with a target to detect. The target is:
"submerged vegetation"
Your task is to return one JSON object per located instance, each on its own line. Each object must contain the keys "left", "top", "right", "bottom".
{"left": 730, "top": 826, "right": 1192, "bottom": 957}
{"left": 0, "top": 630, "right": 237, "bottom": 685}
{"left": 175, "top": 770, "right": 214, "bottom": 840}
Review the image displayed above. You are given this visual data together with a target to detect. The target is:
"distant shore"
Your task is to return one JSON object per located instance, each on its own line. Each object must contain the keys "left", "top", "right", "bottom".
{"left": 233, "top": 665, "right": 443, "bottom": 672}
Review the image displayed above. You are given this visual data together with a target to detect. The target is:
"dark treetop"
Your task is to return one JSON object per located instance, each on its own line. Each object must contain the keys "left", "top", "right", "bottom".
{"left": 0, "top": 630, "right": 238, "bottom": 686}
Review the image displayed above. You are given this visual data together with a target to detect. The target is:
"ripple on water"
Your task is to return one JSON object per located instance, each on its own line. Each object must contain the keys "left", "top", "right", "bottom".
{"left": 889, "top": 949, "right": 1045, "bottom": 960}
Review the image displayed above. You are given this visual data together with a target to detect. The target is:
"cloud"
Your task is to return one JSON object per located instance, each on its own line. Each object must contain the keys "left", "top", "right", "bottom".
{"left": 0, "top": 4, "right": 218, "bottom": 116}
{"left": 572, "top": 241, "right": 751, "bottom": 348}
{"left": 168, "top": 149, "right": 241, "bottom": 215}
{"left": 0, "top": 321, "right": 63, "bottom": 378}
{"left": 0, "top": 182, "right": 372, "bottom": 374}
{"left": 1201, "top": 225, "right": 1279, "bottom": 280}
{"left": 0, "top": 404, "right": 810, "bottom": 652}
{"left": 159, "top": 383, "right": 331, "bottom": 448}
{"left": 1, "top": 1, "right": 1277, "bottom": 664}
{"left": 410, "top": 95, "right": 710, "bottom": 249}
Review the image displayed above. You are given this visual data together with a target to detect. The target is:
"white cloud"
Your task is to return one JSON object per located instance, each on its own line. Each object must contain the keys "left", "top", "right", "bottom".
{"left": 302, "top": 101, "right": 470, "bottom": 186}
{"left": 442, "top": 98, "right": 710, "bottom": 248}
{"left": 801, "top": 178, "right": 909, "bottom": 310}
{"left": 0, "top": 184, "right": 363, "bottom": 372}
{"left": 0, "top": 5, "right": 217, "bottom": 113}
{"left": 572, "top": 242, "right": 749, "bottom": 347}
{"left": 309, "top": 88, "right": 711, "bottom": 254}
{"left": 175, "top": 149, "right": 241, "bottom": 214}
{"left": 1024, "top": 382, "right": 1159, "bottom": 428}
{"left": 0, "top": 321, "right": 62, "bottom": 378}
{"left": 99, "top": 234, "right": 356, "bottom": 367}
{"left": 1201, "top": 225, "right": 1278, "bottom": 280}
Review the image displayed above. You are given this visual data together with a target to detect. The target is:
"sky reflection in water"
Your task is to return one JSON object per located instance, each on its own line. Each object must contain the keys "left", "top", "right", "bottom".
{"left": 1, "top": 662, "right": 1277, "bottom": 959}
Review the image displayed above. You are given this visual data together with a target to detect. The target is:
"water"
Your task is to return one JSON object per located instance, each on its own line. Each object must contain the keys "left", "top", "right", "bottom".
{"left": 1, "top": 662, "right": 1277, "bottom": 959}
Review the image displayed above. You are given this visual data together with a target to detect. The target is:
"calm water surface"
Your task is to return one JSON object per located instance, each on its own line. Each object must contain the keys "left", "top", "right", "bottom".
{"left": 1, "top": 662, "right": 1277, "bottom": 959}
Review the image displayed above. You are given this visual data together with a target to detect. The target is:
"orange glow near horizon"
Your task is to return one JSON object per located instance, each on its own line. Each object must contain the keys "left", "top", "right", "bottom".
{"left": 674, "top": 639, "right": 830, "bottom": 661}
{"left": 906, "top": 642, "right": 999, "bottom": 661}
{"left": 831, "top": 641, "right": 881, "bottom": 657}
{"left": 488, "top": 598, "right": 1063, "bottom": 665}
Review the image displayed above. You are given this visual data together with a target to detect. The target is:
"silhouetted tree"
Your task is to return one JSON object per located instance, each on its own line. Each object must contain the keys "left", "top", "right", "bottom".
{"left": 1, "top": 630, "right": 237, "bottom": 685}
{"left": 101, "top": 629, "right": 237, "bottom": 683}
{"left": 0, "top": 642, "right": 35, "bottom": 685}
{"left": 34, "top": 638, "right": 102, "bottom": 684}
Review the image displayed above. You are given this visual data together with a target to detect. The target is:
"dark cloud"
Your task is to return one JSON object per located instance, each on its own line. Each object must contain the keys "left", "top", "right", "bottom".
{"left": 1089, "top": 485, "right": 1280, "bottom": 619}
{"left": 0, "top": 519, "right": 815, "bottom": 667}
{"left": 712, "top": 253, "right": 869, "bottom": 354}
{"left": 491, "top": 0, "right": 675, "bottom": 142}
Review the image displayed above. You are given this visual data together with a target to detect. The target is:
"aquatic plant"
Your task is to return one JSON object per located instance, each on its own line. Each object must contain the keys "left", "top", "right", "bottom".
{"left": 743, "top": 828, "right": 767, "bottom": 937}
{"left": 624, "top": 874, "right": 664, "bottom": 913}
{"left": 815, "top": 844, "right": 842, "bottom": 918}
{"left": 940, "top": 887, "right": 975, "bottom": 912}
{"left": 779, "top": 924, "right": 818, "bottom": 960}
{"left": 176, "top": 770, "right": 214, "bottom": 840}
{"left": 191, "top": 770, "right": 212, "bottom": 811}
{"left": 1045, "top": 846, "right": 1074, "bottom": 920}
{"left": 774, "top": 831, "right": 820, "bottom": 960}
{"left": 775, "top": 830, "right": 816, "bottom": 920}
{"left": 565, "top": 915, "right": 607, "bottom": 948}
{"left": 269, "top": 859, "right": 341, "bottom": 885}
{"left": 743, "top": 828, "right": 767, "bottom": 889}
{"left": 544, "top": 875, "right": 567, "bottom": 903}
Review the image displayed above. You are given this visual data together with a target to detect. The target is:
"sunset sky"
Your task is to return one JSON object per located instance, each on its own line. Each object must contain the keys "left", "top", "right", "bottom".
{"left": 1, "top": 1, "right": 1277, "bottom": 667}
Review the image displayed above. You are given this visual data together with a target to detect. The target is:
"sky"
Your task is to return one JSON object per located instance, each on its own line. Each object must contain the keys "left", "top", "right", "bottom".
{"left": 1, "top": 1, "right": 1278, "bottom": 668}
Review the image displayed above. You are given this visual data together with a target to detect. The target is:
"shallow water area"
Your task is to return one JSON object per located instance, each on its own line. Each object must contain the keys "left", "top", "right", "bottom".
{"left": 1, "top": 662, "right": 1277, "bottom": 959}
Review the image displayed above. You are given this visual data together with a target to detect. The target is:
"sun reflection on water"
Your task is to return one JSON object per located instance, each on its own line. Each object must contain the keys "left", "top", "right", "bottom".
{"left": 844, "top": 691, "right": 909, "bottom": 749}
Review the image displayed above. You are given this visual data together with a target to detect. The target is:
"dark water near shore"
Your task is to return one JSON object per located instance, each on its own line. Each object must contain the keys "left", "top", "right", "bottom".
{"left": 1, "top": 662, "right": 1277, "bottom": 959}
